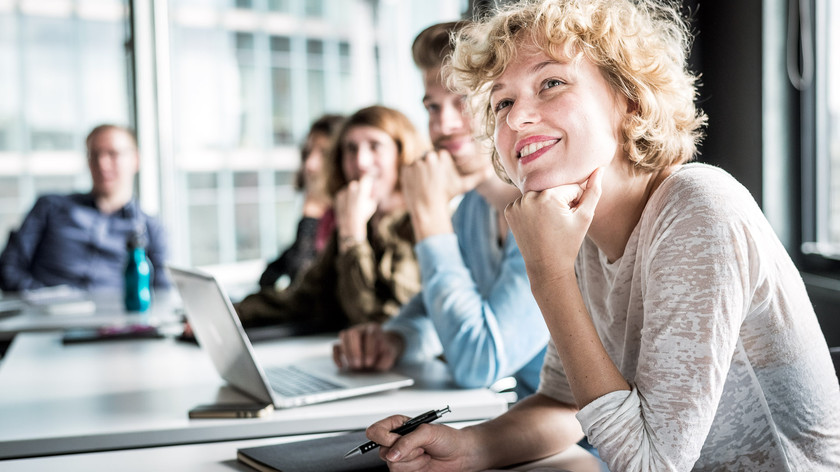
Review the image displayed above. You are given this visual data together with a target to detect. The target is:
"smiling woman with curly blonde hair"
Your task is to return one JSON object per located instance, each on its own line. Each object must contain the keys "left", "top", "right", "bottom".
{"left": 360, "top": 1, "right": 840, "bottom": 471}
{"left": 448, "top": 0, "right": 707, "bottom": 183}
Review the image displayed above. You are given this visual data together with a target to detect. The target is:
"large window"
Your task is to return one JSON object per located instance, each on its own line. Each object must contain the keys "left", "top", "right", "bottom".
{"left": 802, "top": 0, "right": 840, "bottom": 263}
{"left": 166, "top": 0, "right": 385, "bottom": 267}
{"left": 0, "top": 0, "right": 466, "bottom": 280}
{"left": 0, "top": 0, "right": 131, "bottom": 241}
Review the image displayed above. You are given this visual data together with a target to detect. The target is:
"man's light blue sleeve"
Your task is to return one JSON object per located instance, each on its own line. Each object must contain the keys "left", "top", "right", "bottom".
{"left": 414, "top": 232, "right": 548, "bottom": 389}
{"left": 385, "top": 293, "right": 443, "bottom": 364}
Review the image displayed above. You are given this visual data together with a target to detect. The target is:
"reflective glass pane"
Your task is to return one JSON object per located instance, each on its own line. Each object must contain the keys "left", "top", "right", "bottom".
{"left": 238, "top": 64, "right": 260, "bottom": 147}
{"left": 0, "top": 175, "right": 20, "bottom": 237}
{"left": 0, "top": 15, "right": 18, "bottom": 151}
{"left": 233, "top": 171, "right": 258, "bottom": 187}
{"left": 0, "top": 177, "right": 18, "bottom": 199}
{"left": 189, "top": 203, "right": 220, "bottom": 266}
{"left": 188, "top": 172, "right": 218, "bottom": 189}
{"left": 307, "top": 69, "right": 325, "bottom": 124}
{"left": 827, "top": 0, "right": 840, "bottom": 244}
{"left": 305, "top": 0, "right": 324, "bottom": 17}
{"left": 187, "top": 172, "right": 220, "bottom": 265}
{"left": 272, "top": 67, "right": 293, "bottom": 145}
{"left": 171, "top": 27, "right": 239, "bottom": 151}
{"left": 306, "top": 39, "right": 323, "bottom": 57}
{"left": 274, "top": 198, "right": 298, "bottom": 249}
{"left": 234, "top": 171, "right": 260, "bottom": 260}
{"left": 80, "top": 19, "right": 129, "bottom": 127}
{"left": 270, "top": 36, "right": 290, "bottom": 53}
{"left": 33, "top": 176, "right": 78, "bottom": 195}
{"left": 274, "top": 170, "right": 295, "bottom": 187}
{"left": 24, "top": 17, "right": 77, "bottom": 151}
{"left": 268, "top": 0, "right": 290, "bottom": 13}
{"left": 235, "top": 202, "right": 260, "bottom": 260}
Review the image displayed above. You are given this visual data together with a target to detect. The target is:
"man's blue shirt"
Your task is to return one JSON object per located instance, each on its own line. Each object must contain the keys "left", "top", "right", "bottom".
{"left": 0, "top": 193, "right": 170, "bottom": 292}
{"left": 386, "top": 190, "right": 548, "bottom": 397}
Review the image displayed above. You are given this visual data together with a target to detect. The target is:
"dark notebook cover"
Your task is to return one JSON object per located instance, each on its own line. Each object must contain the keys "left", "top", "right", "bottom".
{"left": 237, "top": 430, "right": 389, "bottom": 472}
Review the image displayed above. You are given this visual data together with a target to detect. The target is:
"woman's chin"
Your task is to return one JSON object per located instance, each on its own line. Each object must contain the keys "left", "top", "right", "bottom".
{"left": 520, "top": 172, "right": 589, "bottom": 193}
{"left": 520, "top": 178, "right": 560, "bottom": 194}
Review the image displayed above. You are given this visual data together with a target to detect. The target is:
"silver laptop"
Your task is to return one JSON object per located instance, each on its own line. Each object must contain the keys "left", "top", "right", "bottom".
{"left": 168, "top": 266, "right": 414, "bottom": 409}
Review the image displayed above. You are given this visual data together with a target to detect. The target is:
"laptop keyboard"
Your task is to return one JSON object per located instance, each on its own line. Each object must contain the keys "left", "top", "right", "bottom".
{"left": 264, "top": 365, "right": 343, "bottom": 397}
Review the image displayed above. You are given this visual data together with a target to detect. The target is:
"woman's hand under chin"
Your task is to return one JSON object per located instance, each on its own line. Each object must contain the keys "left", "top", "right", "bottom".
{"left": 335, "top": 174, "right": 378, "bottom": 244}
{"left": 505, "top": 167, "right": 604, "bottom": 287}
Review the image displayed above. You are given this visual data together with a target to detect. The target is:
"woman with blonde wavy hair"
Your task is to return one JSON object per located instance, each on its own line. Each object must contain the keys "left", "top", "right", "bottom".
{"left": 362, "top": 0, "right": 840, "bottom": 470}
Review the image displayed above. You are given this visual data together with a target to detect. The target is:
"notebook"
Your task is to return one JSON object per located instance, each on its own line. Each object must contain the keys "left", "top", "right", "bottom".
{"left": 167, "top": 266, "right": 414, "bottom": 409}
{"left": 237, "top": 430, "right": 387, "bottom": 472}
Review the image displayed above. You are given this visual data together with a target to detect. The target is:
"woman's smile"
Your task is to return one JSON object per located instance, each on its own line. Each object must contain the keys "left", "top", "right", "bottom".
{"left": 516, "top": 137, "right": 560, "bottom": 165}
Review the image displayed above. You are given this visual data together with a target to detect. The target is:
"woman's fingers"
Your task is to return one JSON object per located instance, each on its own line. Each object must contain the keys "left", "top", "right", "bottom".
{"left": 576, "top": 166, "right": 604, "bottom": 219}
{"left": 505, "top": 167, "right": 605, "bottom": 277}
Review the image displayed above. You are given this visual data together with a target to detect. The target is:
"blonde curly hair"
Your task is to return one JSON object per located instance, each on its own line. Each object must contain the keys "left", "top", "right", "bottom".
{"left": 447, "top": 0, "right": 707, "bottom": 181}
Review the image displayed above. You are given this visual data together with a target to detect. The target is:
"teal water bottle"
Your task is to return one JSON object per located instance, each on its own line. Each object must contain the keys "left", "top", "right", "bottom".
{"left": 125, "top": 230, "right": 152, "bottom": 312}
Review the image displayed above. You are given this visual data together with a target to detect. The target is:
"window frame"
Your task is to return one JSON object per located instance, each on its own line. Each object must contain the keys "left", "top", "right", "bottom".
{"left": 798, "top": 0, "right": 840, "bottom": 275}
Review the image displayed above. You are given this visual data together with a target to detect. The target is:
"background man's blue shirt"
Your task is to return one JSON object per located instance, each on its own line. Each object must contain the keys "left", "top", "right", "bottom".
{"left": 0, "top": 193, "right": 170, "bottom": 292}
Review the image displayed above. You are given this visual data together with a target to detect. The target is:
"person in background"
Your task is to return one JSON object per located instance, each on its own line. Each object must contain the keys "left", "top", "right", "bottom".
{"left": 0, "top": 124, "right": 169, "bottom": 292}
{"left": 332, "top": 21, "right": 549, "bottom": 400}
{"left": 235, "top": 105, "right": 426, "bottom": 333}
{"left": 363, "top": 1, "right": 840, "bottom": 470}
{"left": 258, "top": 114, "right": 345, "bottom": 290}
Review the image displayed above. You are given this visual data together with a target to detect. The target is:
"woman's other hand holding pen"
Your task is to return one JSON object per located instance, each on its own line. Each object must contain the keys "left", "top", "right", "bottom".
{"left": 333, "top": 322, "right": 405, "bottom": 371}
{"left": 366, "top": 415, "right": 474, "bottom": 472}
{"left": 368, "top": 395, "right": 584, "bottom": 471}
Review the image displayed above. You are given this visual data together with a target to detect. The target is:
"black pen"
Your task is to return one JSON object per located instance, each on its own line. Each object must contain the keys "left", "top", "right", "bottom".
{"left": 343, "top": 406, "right": 451, "bottom": 459}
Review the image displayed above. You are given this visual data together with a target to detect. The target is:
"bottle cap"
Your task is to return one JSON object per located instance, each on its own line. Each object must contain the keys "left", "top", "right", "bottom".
{"left": 127, "top": 225, "right": 148, "bottom": 249}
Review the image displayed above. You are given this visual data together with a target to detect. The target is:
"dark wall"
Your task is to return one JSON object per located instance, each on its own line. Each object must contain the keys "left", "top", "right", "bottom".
{"left": 689, "top": 0, "right": 764, "bottom": 202}
{"left": 805, "top": 275, "right": 840, "bottom": 347}
{"left": 690, "top": 1, "right": 839, "bottom": 346}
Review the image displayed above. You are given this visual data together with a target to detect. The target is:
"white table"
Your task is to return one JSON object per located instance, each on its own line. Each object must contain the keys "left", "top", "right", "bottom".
{"left": 0, "top": 332, "right": 509, "bottom": 459}
{"left": 0, "top": 289, "right": 183, "bottom": 338}
{"left": 0, "top": 431, "right": 605, "bottom": 472}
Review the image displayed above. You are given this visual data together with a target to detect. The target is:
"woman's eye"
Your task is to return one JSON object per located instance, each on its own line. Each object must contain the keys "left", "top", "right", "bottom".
{"left": 543, "top": 78, "right": 564, "bottom": 89}
{"left": 494, "top": 99, "right": 513, "bottom": 113}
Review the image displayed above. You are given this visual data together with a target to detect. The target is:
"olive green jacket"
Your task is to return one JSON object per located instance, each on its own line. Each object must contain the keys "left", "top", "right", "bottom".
{"left": 235, "top": 211, "right": 420, "bottom": 332}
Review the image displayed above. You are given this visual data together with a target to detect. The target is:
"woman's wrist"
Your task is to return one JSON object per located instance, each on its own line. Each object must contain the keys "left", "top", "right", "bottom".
{"left": 383, "top": 331, "right": 406, "bottom": 359}
{"left": 460, "top": 425, "right": 494, "bottom": 470}
{"left": 338, "top": 234, "right": 365, "bottom": 252}
{"left": 408, "top": 203, "right": 454, "bottom": 242}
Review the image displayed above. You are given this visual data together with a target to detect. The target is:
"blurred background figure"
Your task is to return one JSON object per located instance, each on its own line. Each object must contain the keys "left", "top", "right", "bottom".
{"left": 258, "top": 114, "right": 345, "bottom": 290}
{"left": 0, "top": 125, "right": 170, "bottom": 292}
{"left": 234, "top": 105, "right": 426, "bottom": 334}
